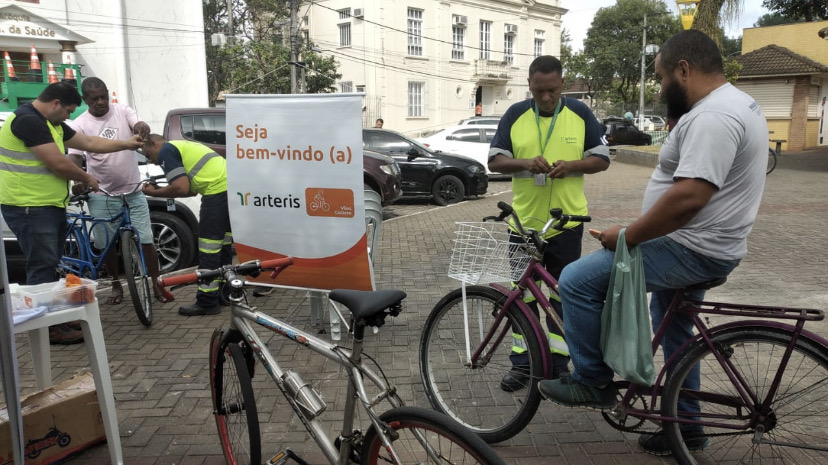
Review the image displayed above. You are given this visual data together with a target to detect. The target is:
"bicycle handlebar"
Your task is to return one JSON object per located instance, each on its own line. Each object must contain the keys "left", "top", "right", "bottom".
{"left": 158, "top": 258, "right": 294, "bottom": 288}
{"left": 484, "top": 201, "right": 591, "bottom": 251}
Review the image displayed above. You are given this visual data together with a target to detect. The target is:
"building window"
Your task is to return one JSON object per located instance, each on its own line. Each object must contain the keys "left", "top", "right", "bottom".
{"left": 504, "top": 34, "right": 514, "bottom": 64}
{"left": 408, "top": 8, "right": 423, "bottom": 57}
{"left": 534, "top": 30, "right": 545, "bottom": 57}
{"left": 408, "top": 81, "right": 425, "bottom": 117}
{"left": 479, "top": 21, "right": 491, "bottom": 60}
{"left": 356, "top": 85, "right": 365, "bottom": 93}
{"left": 452, "top": 25, "right": 465, "bottom": 60}
{"left": 339, "top": 23, "right": 351, "bottom": 47}
{"left": 340, "top": 81, "right": 353, "bottom": 93}
{"left": 338, "top": 8, "right": 351, "bottom": 20}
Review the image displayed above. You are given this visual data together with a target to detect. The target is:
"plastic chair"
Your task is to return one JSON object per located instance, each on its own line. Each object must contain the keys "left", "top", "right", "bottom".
{"left": 13, "top": 301, "right": 123, "bottom": 465}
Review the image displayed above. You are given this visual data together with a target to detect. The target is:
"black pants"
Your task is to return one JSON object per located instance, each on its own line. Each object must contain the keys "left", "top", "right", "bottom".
{"left": 196, "top": 191, "right": 233, "bottom": 307}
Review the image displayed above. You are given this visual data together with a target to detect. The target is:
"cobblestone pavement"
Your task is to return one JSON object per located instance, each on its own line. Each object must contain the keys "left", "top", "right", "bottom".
{"left": 4, "top": 147, "right": 827, "bottom": 464}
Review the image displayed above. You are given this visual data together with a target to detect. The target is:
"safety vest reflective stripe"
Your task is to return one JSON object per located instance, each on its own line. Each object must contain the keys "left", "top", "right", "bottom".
{"left": 222, "top": 232, "right": 233, "bottom": 246}
{"left": 199, "top": 237, "right": 224, "bottom": 254}
{"left": 512, "top": 170, "right": 534, "bottom": 178}
{"left": 548, "top": 332, "right": 569, "bottom": 356}
{"left": 166, "top": 167, "right": 186, "bottom": 180}
{"left": 187, "top": 152, "right": 221, "bottom": 181}
{"left": 0, "top": 161, "right": 51, "bottom": 174}
{"left": 198, "top": 280, "right": 220, "bottom": 293}
{"left": 0, "top": 146, "right": 38, "bottom": 161}
{"left": 511, "top": 333, "right": 528, "bottom": 354}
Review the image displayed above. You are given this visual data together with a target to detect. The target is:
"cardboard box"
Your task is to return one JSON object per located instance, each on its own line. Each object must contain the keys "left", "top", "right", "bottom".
{"left": 0, "top": 373, "right": 106, "bottom": 465}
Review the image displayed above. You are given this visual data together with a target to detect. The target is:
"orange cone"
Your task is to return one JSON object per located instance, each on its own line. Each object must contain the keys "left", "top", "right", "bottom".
{"left": 111, "top": 91, "right": 118, "bottom": 104}
{"left": 29, "top": 44, "right": 40, "bottom": 70}
{"left": 47, "top": 60, "right": 58, "bottom": 83}
{"left": 63, "top": 58, "right": 75, "bottom": 80}
{"left": 4, "top": 52, "right": 17, "bottom": 79}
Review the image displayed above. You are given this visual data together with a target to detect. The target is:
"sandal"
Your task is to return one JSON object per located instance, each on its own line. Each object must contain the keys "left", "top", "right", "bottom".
{"left": 106, "top": 292, "right": 123, "bottom": 305}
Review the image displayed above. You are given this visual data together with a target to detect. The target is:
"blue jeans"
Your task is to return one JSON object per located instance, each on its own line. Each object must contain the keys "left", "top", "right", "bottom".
{"left": 558, "top": 236, "right": 739, "bottom": 426}
{"left": 1, "top": 205, "right": 67, "bottom": 285}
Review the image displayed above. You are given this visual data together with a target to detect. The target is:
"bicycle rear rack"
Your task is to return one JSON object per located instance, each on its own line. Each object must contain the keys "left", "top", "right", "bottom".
{"left": 682, "top": 300, "right": 824, "bottom": 322}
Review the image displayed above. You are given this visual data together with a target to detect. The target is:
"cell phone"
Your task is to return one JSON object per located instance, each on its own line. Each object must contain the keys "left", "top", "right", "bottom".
{"left": 588, "top": 228, "right": 601, "bottom": 239}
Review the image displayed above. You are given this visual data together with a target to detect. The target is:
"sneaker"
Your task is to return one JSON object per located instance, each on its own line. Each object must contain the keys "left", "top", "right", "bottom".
{"left": 538, "top": 376, "right": 616, "bottom": 411}
{"left": 49, "top": 324, "right": 84, "bottom": 345}
{"left": 65, "top": 320, "right": 83, "bottom": 331}
{"left": 178, "top": 303, "right": 221, "bottom": 316}
{"left": 638, "top": 429, "right": 710, "bottom": 456}
{"left": 500, "top": 365, "right": 530, "bottom": 392}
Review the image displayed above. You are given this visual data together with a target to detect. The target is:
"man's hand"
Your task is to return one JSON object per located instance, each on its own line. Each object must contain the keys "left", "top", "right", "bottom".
{"left": 133, "top": 122, "right": 150, "bottom": 141}
{"left": 124, "top": 134, "right": 144, "bottom": 150}
{"left": 550, "top": 160, "right": 574, "bottom": 178}
{"left": 593, "top": 225, "right": 624, "bottom": 251}
{"left": 525, "top": 155, "right": 552, "bottom": 174}
{"left": 141, "top": 182, "right": 157, "bottom": 196}
{"left": 84, "top": 175, "right": 100, "bottom": 192}
{"left": 71, "top": 182, "right": 87, "bottom": 195}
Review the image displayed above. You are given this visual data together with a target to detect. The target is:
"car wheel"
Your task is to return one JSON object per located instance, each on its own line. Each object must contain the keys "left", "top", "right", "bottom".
{"left": 431, "top": 175, "right": 465, "bottom": 206}
{"left": 150, "top": 211, "right": 197, "bottom": 273}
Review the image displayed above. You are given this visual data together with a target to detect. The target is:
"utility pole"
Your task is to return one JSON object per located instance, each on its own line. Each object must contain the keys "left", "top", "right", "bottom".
{"left": 639, "top": 14, "right": 646, "bottom": 131}
{"left": 226, "top": 0, "right": 233, "bottom": 44}
{"left": 289, "top": 0, "right": 299, "bottom": 94}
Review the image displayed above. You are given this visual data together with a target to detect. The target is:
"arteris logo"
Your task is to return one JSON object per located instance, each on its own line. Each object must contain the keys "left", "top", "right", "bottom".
{"left": 237, "top": 191, "right": 301, "bottom": 209}
{"left": 305, "top": 188, "right": 355, "bottom": 218}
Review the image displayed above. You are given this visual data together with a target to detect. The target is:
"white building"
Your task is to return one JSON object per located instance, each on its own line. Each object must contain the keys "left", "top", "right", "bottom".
{"left": 0, "top": 0, "right": 207, "bottom": 130}
{"left": 303, "top": 0, "right": 566, "bottom": 136}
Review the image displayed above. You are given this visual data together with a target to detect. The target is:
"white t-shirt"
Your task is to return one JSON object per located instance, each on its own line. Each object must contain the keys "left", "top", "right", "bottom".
{"left": 68, "top": 103, "right": 142, "bottom": 195}
{"left": 642, "top": 83, "right": 768, "bottom": 260}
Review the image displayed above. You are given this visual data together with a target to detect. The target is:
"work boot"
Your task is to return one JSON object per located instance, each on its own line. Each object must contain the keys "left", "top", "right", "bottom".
{"left": 500, "top": 365, "right": 531, "bottom": 392}
{"left": 65, "top": 320, "right": 83, "bottom": 331}
{"left": 178, "top": 303, "right": 221, "bottom": 316}
{"left": 49, "top": 324, "right": 84, "bottom": 345}
{"left": 638, "top": 429, "right": 710, "bottom": 456}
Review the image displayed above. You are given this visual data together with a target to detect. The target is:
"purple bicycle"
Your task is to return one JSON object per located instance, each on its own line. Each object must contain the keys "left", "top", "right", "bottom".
{"left": 419, "top": 201, "right": 828, "bottom": 463}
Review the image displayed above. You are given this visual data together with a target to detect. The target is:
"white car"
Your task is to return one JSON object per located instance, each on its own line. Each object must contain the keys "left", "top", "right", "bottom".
{"left": 418, "top": 125, "right": 500, "bottom": 175}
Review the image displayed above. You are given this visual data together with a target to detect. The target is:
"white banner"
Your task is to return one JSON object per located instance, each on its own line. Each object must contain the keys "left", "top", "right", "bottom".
{"left": 226, "top": 94, "right": 371, "bottom": 291}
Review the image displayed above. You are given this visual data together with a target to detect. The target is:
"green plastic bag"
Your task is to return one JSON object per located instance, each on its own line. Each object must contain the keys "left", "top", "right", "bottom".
{"left": 599, "top": 228, "right": 655, "bottom": 386}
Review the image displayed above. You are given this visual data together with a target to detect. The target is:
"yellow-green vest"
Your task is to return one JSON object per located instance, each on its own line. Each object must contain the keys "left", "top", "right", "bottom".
{"left": 168, "top": 140, "right": 226, "bottom": 196}
{"left": 0, "top": 113, "right": 69, "bottom": 207}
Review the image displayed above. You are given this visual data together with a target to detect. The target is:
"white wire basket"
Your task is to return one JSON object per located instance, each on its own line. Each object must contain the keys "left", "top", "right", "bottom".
{"left": 448, "top": 222, "right": 537, "bottom": 285}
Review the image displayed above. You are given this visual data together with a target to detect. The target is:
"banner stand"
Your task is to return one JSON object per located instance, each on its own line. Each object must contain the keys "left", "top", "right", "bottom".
{"left": 0, "top": 221, "right": 26, "bottom": 464}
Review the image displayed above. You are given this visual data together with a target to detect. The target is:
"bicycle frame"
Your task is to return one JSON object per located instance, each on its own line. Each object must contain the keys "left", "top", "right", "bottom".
{"left": 227, "top": 301, "right": 408, "bottom": 465}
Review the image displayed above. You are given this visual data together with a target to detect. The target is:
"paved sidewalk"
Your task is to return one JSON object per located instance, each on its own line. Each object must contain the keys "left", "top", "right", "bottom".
{"left": 4, "top": 147, "right": 827, "bottom": 464}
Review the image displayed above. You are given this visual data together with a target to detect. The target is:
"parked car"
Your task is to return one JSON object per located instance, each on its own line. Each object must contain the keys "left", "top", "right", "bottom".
{"left": 363, "top": 128, "right": 488, "bottom": 206}
{"left": 645, "top": 115, "right": 667, "bottom": 130}
{"left": 602, "top": 119, "right": 652, "bottom": 146}
{"left": 457, "top": 115, "right": 502, "bottom": 126}
{"left": 163, "top": 108, "right": 403, "bottom": 206}
{"left": 417, "top": 125, "right": 499, "bottom": 175}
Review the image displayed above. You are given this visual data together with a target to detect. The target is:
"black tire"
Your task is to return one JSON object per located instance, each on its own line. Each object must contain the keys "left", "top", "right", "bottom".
{"left": 361, "top": 406, "right": 506, "bottom": 465}
{"left": 211, "top": 334, "right": 261, "bottom": 465}
{"left": 150, "top": 211, "right": 196, "bottom": 273}
{"left": 662, "top": 326, "right": 828, "bottom": 465}
{"left": 58, "top": 433, "right": 71, "bottom": 447}
{"left": 767, "top": 148, "right": 778, "bottom": 175}
{"left": 419, "top": 285, "right": 544, "bottom": 443}
{"left": 121, "top": 230, "right": 153, "bottom": 326}
{"left": 431, "top": 174, "right": 465, "bottom": 206}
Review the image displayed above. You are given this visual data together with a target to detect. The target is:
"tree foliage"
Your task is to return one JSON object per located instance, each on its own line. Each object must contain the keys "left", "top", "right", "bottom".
{"left": 582, "top": 0, "right": 681, "bottom": 110}
{"left": 203, "top": 0, "right": 341, "bottom": 106}
{"left": 761, "top": 0, "right": 828, "bottom": 21}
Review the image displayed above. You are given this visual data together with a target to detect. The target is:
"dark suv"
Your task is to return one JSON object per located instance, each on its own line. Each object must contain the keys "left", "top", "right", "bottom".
{"left": 602, "top": 118, "right": 652, "bottom": 146}
{"left": 363, "top": 128, "right": 488, "bottom": 205}
{"left": 163, "top": 108, "right": 403, "bottom": 205}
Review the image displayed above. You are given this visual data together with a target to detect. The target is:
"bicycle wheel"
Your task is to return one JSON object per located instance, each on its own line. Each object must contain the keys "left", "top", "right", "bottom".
{"left": 419, "top": 285, "right": 544, "bottom": 443}
{"left": 211, "top": 334, "right": 261, "bottom": 465}
{"left": 361, "top": 406, "right": 506, "bottom": 465}
{"left": 662, "top": 326, "right": 828, "bottom": 465}
{"left": 120, "top": 230, "right": 153, "bottom": 326}
{"left": 767, "top": 148, "right": 777, "bottom": 175}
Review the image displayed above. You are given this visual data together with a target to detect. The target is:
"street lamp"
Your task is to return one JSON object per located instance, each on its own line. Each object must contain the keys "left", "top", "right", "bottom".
{"left": 639, "top": 14, "right": 660, "bottom": 130}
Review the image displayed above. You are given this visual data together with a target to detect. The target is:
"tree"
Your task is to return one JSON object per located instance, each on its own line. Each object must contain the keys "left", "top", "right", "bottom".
{"left": 203, "top": 0, "right": 341, "bottom": 106}
{"left": 754, "top": 12, "right": 800, "bottom": 27}
{"left": 582, "top": 0, "right": 680, "bottom": 111}
{"left": 762, "top": 0, "right": 828, "bottom": 21}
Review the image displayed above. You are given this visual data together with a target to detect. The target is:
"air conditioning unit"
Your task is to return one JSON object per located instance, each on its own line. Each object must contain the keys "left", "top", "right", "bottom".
{"left": 353, "top": 8, "right": 364, "bottom": 19}
{"left": 505, "top": 24, "right": 517, "bottom": 35}
{"left": 453, "top": 15, "right": 468, "bottom": 27}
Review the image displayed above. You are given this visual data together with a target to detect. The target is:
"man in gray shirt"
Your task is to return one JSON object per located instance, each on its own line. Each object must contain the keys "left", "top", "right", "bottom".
{"left": 538, "top": 30, "right": 768, "bottom": 457}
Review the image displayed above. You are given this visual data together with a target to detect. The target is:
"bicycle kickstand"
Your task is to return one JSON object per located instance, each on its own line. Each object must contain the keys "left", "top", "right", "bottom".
{"left": 266, "top": 448, "right": 309, "bottom": 465}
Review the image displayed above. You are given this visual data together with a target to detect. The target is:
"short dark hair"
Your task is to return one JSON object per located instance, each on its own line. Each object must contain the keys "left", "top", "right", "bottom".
{"left": 376, "top": 118, "right": 383, "bottom": 123}
{"left": 81, "top": 77, "right": 107, "bottom": 98}
{"left": 529, "top": 56, "right": 563, "bottom": 77}
{"left": 658, "top": 30, "right": 723, "bottom": 75}
{"left": 37, "top": 82, "right": 82, "bottom": 107}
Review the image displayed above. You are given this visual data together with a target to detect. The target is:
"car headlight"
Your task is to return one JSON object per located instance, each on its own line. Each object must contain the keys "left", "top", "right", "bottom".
{"left": 467, "top": 164, "right": 480, "bottom": 174}
{"left": 380, "top": 163, "right": 399, "bottom": 175}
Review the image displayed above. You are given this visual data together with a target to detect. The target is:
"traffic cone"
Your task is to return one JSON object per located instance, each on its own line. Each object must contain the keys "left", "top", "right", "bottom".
{"left": 47, "top": 60, "right": 58, "bottom": 83}
{"left": 29, "top": 44, "right": 40, "bottom": 70}
{"left": 4, "top": 52, "right": 17, "bottom": 80}
{"left": 111, "top": 91, "right": 118, "bottom": 104}
{"left": 63, "top": 58, "right": 75, "bottom": 80}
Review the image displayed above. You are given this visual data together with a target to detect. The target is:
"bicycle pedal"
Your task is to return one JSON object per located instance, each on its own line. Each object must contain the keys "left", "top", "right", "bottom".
{"left": 267, "top": 448, "right": 308, "bottom": 465}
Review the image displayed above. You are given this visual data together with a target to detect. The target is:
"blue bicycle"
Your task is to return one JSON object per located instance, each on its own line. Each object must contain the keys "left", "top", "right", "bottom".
{"left": 58, "top": 183, "right": 153, "bottom": 326}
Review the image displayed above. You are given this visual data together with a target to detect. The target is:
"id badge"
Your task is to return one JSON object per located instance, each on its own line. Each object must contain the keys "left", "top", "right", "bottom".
{"left": 166, "top": 198, "right": 176, "bottom": 211}
{"left": 534, "top": 173, "right": 547, "bottom": 186}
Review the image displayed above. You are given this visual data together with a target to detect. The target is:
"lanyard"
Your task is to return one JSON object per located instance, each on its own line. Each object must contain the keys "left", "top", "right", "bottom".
{"left": 535, "top": 98, "right": 562, "bottom": 156}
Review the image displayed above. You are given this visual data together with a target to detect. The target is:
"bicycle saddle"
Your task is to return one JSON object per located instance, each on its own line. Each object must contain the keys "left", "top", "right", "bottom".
{"left": 329, "top": 289, "right": 406, "bottom": 324}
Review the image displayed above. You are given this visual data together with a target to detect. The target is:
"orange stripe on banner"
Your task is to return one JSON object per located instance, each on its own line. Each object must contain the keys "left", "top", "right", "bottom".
{"left": 235, "top": 235, "right": 372, "bottom": 291}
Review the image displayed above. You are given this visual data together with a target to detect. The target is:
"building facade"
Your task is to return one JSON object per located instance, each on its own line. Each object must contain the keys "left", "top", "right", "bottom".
{"left": 303, "top": 0, "right": 566, "bottom": 136}
{"left": 0, "top": 0, "right": 208, "bottom": 129}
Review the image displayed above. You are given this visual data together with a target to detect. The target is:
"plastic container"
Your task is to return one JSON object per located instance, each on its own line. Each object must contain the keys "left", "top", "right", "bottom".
{"left": 17, "top": 278, "right": 98, "bottom": 311}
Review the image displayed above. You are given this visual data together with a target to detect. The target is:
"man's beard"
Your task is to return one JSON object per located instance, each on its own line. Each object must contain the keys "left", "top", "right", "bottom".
{"left": 662, "top": 79, "right": 691, "bottom": 121}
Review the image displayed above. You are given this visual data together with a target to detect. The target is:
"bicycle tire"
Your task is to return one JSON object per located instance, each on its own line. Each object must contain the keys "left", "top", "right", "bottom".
{"left": 211, "top": 336, "right": 261, "bottom": 465}
{"left": 57, "top": 227, "right": 87, "bottom": 278}
{"left": 662, "top": 326, "right": 828, "bottom": 464}
{"left": 361, "top": 406, "right": 506, "bottom": 465}
{"left": 767, "top": 148, "right": 777, "bottom": 175}
{"left": 120, "top": 230, "right": 153, "bottom": 326}
{"left": 419, "top": 285, "right": 544, "bottom": 443}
